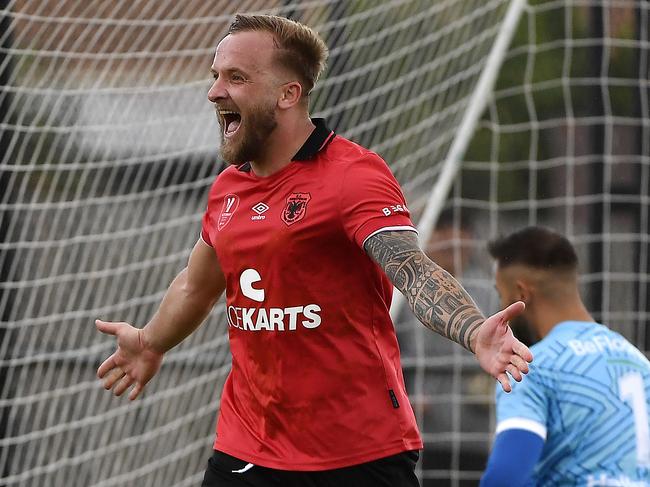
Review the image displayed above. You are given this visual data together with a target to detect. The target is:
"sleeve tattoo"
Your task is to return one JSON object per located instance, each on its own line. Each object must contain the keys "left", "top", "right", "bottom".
{"left": 364, "top": 230, "right": 484, "bottom": 352}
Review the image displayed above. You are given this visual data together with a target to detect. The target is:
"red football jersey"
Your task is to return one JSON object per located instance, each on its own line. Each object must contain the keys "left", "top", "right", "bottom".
{"left": 201, "top": 119, "right": 423, "bottom": 470}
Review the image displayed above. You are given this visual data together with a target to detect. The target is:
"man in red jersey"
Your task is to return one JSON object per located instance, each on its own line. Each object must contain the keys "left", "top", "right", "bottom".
{"left": 96, "top": 14, "right": 532, "bottom": 487}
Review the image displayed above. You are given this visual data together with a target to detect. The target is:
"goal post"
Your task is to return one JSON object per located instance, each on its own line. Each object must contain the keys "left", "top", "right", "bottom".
{"left": 390, "top": 0, "right": 526, "bottom": 320}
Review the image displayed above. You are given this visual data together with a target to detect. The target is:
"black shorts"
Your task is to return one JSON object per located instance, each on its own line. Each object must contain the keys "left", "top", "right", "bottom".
{"left": 201, "top": 450, "right": 420, "bottom": 487}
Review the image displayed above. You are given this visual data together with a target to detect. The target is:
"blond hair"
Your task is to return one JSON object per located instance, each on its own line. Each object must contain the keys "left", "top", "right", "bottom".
{"left": 228, "top": 14, "right": 328, "bottom": 97}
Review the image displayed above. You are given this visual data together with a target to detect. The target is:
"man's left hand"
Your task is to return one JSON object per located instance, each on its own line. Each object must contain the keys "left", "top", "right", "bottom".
{"left": 472, "top": 301, "right": 533, "bottom": 392}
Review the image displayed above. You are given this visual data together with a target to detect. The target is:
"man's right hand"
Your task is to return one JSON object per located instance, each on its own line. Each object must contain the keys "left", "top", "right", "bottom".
{"left": 96, "top": 320, "right": 164, "bottom": 400}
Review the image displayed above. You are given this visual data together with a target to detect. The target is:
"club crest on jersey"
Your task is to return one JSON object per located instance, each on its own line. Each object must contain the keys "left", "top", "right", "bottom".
{"left": 218, "top": 194, "right": 239, "bottom": 230}
{"left": 281, "top": 192, "right": 311, "bottom": 226}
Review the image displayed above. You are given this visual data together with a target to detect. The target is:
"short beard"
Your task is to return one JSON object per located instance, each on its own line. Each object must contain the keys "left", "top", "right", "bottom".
{"left": 219, "top": 103, "right": 277, "bottom": 165}
{"left": 509, "top": 315, "right": 538, "bottom": 346}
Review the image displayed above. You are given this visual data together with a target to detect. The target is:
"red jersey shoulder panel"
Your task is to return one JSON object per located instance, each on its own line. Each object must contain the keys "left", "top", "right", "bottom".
{"left": 320, "top": 136, "right": 416, "bottom": 248}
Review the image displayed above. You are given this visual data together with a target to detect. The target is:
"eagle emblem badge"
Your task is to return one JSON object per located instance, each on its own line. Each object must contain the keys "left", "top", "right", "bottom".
{"left": 281, "top": 192, "right": 311, "bottom": 226}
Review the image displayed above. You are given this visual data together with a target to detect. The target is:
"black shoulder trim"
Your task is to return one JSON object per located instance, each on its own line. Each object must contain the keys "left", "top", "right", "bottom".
{"left": 237, "top": 162, "right": 251, "bottom": 172}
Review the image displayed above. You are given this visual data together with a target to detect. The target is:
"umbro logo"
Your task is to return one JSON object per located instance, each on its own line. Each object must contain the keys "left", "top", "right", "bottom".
{"left": 251, "top": 202, "right": 269, "bottom": 221}
{"left": 252, "top": 202, "right": 269, "bottom": 214}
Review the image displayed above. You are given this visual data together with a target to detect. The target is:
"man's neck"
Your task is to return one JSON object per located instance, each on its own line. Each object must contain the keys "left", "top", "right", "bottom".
{"left": 250, "top": 115, "right": 315, "bottom": 177}
{"left": 536, "top": 299, "right": 594, "bottom": 339}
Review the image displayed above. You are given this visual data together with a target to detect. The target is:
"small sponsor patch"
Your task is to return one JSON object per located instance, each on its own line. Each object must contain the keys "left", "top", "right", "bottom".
{"left": 218, "top": 194, "right": 239, "bottom": 230}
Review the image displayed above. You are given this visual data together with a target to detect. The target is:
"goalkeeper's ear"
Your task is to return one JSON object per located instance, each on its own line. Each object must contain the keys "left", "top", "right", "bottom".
{"left": 278, "top": 80, "right": 303, "bottom": 109}
{"left": 515, "top": 279, "right": 532, "bottom": 304}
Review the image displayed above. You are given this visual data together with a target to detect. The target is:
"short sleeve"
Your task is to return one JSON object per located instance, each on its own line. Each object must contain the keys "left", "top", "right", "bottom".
{"left": 339, "top": 153, "right": 416, "bottom": 248}
{"left": 201, "top": 173, "right": 223, "bottom": 248}
{"left": 494, "top": 364, "right": 548, "bottom": 440}
{"left": 200, "top": 208, "right": 213, "bottom": 247}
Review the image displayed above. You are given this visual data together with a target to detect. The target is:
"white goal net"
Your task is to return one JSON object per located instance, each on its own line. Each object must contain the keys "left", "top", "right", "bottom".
{"left": 2, "top": 1, "right": 647, "bottom": 486}
{"left": 400, "top": 1, "right": 649, "bottom": 486}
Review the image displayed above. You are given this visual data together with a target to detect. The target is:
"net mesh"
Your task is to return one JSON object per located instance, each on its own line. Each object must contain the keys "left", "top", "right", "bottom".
{"left": 402, "top": 1, "right": 649, "bottom": 485}
{"left": 0, "top": 1, "right": 514, "bottom": 486}
{"left": 4, "top": 1, "right": 647, "bottom": 486}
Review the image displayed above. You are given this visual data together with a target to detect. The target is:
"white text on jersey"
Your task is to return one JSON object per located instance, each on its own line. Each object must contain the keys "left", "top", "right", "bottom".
{"left": 231, "top": 269, "right": 322, "bottom": 331}
{"left": 568, "top": 334, "right": 647, "bottom": 362}
{"left": 381, "top": 204, "right": 408, "bottom": 216}
{"left": 227, "top": 305, "right": 321, "bottom": 331}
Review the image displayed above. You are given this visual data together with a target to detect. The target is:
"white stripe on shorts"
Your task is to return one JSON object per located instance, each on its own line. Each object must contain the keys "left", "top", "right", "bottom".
{"left": 231, "top": 463, "right": 254, "bottom": 474}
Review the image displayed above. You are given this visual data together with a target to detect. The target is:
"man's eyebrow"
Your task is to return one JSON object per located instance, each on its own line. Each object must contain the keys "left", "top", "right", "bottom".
{"left": 210, "top": 66, "right": 250, "bottom": 76}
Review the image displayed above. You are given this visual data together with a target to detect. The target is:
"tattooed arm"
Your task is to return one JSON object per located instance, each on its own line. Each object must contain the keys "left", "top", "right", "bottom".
{"left": 364, "top": 230, "right": 532, "bottom": 391}
{"left": 364, "top": 230, "right": 482, "bottom": 351}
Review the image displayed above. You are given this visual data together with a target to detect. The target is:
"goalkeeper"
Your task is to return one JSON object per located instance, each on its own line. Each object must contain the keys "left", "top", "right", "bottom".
{"left": 97, "top": 14, "right": 532, "bottom": 487}
{"left": 482, "top": 227, "right": 650, "bottom": 486}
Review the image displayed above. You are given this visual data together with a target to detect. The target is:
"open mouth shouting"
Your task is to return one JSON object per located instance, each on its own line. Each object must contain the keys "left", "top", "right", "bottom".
{"left": 215, "top": 101, "right": 276, "bottom": 164}
{"left": 219, "top": 109, "right": 242, "bottom": 138}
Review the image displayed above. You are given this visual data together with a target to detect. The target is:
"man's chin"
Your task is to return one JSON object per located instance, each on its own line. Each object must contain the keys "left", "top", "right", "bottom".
{"left": 219, "top": 140, "right": 242, "bottom": 165}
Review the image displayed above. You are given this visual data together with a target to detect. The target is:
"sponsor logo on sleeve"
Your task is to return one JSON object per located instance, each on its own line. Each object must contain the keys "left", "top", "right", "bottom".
{"left": 218, "top": 194, "right": 239, "bottom": 230}
{"left": 281, "top": 192, "right": 311, "bottom": 226}
{"left": 381, "top": 204, "right": 409, "bottom": 216}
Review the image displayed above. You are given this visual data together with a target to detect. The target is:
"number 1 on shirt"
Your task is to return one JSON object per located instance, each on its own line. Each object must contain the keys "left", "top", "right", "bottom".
{"left": 619, "top": 372, "right": 650, "bottom": 466}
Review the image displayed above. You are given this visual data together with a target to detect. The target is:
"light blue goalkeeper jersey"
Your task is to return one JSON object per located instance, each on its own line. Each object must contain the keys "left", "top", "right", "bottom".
{"left": 495, "top": 321, "right": 650, "bottom": 486}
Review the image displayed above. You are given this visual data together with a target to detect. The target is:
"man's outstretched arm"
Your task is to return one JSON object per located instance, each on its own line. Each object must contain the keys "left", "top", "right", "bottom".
{"left": 364, "top": 230, "right": 532, "bottom": 391}
{"left": 96, "top": 238, "right": 226, "bottom": 400}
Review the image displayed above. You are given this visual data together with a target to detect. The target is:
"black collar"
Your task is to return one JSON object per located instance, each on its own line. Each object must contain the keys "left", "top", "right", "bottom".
{"left": 292, "top": 118, "right": 334, "bottom": 161}
{"left": 237, "top": 118, "right": 334, "bottom": 172}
